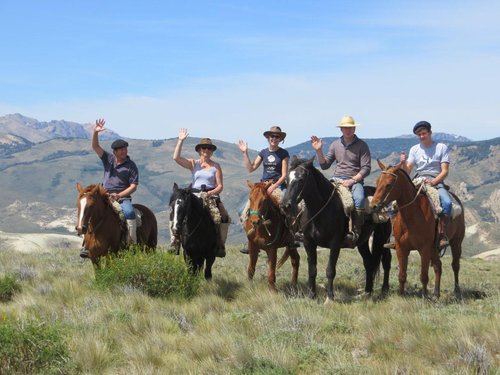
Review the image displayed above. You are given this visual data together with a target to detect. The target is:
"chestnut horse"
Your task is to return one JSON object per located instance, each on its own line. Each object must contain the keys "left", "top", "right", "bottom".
{"left": 243, "top": 181, "right": 300, "bottom": 291}
{"left": 280, "top": 157, "right": 392, "bottom": 302}
{"left": 76, "top": 183, "right": 158, "bottom": 267}
{"left": 370, "top": 160, "right": 465, "bottom": 298}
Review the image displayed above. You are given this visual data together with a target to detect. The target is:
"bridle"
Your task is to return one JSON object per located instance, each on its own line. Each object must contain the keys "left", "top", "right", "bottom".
{"left": 378, "top": 169, "right": 425, "bottom": 211}
{"left": 79, "top": 192, "right": 105, "bottom": 234}
{"left": 246, "top": 195, "right": 283, "bottom": 247}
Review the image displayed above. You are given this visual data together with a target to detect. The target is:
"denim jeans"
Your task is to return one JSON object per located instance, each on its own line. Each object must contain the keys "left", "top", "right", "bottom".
{"left": 332, "top": 177, "right": 365, "bottom": 209}
{"left": 436, "top": 183, "right": 452, "bottom": 216}
{"left": 120, "top": 198, "right": 136, "bottom": 219}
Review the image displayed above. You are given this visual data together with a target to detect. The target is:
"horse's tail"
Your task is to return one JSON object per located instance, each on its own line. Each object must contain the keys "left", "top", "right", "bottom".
{"left": 276, "top": 250, "right": 289, "bottom": 270}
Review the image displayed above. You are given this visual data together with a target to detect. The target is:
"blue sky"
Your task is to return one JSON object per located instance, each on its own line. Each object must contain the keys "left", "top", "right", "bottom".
{"left": 1, "top": 0, "right": 499, "bottom": 147}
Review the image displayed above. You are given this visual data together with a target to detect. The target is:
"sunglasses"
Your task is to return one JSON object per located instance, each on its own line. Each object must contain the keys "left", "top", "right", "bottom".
{"left": 269, "top": 135, "right": 281, "bottom": 139}
{"left": 200, "top": 146, "right": 213, "bottom": 150}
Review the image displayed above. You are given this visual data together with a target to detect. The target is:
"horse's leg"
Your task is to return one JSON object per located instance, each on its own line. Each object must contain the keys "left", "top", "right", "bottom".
{"left": 288, "top": 246, "right": 300, "bottom": 287}
{"left": 450, "top": 240, "right": 462, "bottom": 297}
{"left": 247, "top": 241, "right": 259, "bottom": 281}
{"left": 204, "top": 257, "right": 215, "bottom": 280}
{"left": 429, "top": 248, "right": 442, "bottom": 298}
{"left": 357, "top": 241, "right": 374, "bottom": 294}
{"left": 304, "top": 243, "right": 318, "bottom": 299}
{"left": 266, "top": 248, "right": 278, "bottom": 292}
{"left": 419, "top": 250, "right": 431, "bottom": 297}
{"left": 381, "top": 248, "right": 392, "bottom": 294}
{"left": 395, "top": 247, "right": 408, "bottom": 295}
{"left": 325, "top": 246, "right": 341, "bottom": 302}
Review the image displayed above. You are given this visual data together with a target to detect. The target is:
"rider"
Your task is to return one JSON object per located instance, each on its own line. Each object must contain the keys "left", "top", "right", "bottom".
{"left": 311, "top": 115, "right": 371, "bottom": 248}
{"left": 81, "top": 118, "right": 139, "bottom": 258}
{"left": 172, "top": 128, "right": 229, "bottom": 257}
{"left": 400, "top": 120, "right": 452, "bottom": 249}
{"left": 238, "top": 125, "right": 297, "bottom": 254}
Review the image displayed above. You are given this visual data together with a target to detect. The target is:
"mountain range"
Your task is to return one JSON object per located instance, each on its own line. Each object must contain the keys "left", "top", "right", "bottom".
{"left": 0, "top": 113, "right": 498, "bottom": 256}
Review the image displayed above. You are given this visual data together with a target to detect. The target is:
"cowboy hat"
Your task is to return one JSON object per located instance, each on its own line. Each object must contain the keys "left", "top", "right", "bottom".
{"left": 195, "top": 138, "right": 217, "bottom": 152}
{"left": 337, "top": 115, "right": 359, "bottom": 128}
{"left": 263, "top": 126, "right": 287, "bottom": 139}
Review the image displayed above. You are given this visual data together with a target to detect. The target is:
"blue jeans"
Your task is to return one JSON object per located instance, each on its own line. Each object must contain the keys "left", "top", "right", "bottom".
{"left": 436, "top": 183, "right": 452, "bottom": 216}
{"left": 120, "top": 198, "right": 136, "bottom": 219}
{"left": 332, "top": 177, "right": 365, "bottom": 209}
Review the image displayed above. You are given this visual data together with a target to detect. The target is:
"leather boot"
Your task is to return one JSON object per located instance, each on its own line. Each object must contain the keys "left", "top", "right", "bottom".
{"left": 127, "top": 219, "right": 137, "bottom": 245}
{"left": 216, "top": 222, "right": 230, "bottom": 257}
{"left": 438, "top": 215, "right": 450, "bottom": 249}
{"left": 343, "top": 209, "right": 365, "bottom": 248}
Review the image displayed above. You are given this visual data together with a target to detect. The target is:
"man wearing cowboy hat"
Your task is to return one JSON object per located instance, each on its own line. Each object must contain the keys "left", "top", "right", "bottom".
{"left": 311, "top": 115, "right": 371, "bottom": 248}
{"left": 80, "top": 119, "right": 139, "bottom": 258}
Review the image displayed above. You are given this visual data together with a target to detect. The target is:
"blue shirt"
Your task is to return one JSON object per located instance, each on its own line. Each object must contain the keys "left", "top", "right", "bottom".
{"left": 259, "top": 148, "right": 289, "bottom": 188}
{"left": 100, "top": 151, "right": 139, "bottom": 194}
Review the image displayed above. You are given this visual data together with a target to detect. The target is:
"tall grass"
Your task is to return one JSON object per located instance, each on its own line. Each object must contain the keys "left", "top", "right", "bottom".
{"left": 0, "top": 246, "right": 498, "bottom": 374}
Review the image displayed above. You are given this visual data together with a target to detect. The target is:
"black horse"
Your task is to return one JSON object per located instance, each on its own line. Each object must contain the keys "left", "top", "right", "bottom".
{"left": 280, "top": 157, "right": 391, "bottom": 301}
{"left": 169, "top": 183, "right": 217, "bottom": 279}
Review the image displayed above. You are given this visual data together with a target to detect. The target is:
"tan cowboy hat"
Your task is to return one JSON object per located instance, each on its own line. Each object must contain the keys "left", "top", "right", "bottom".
{"left": 337, "top": 115, "right": 360, "bottom": 128}
{"left": 195, "top": 138, "right": 217, "bottom": 152}
{"left": 263, "top": 125, "right": 287, "bottom": 140}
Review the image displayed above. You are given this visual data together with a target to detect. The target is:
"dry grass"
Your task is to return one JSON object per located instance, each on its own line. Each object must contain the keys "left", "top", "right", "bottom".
{"left": 0, "top": 246, "right": 499, "bottom": 374}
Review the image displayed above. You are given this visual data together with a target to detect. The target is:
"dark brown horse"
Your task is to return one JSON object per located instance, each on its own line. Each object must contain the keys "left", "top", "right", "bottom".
{"left": 243, "top": 181, "right": 300, "bottom": 291}
{"left": 76, "top": 183, "right": 158, "bottom": 267}
{"left": 280, "top": 157, "right": 392, "bottom": 302}
{"left": 370, "top": 160, "right": 465, "bottom": 298}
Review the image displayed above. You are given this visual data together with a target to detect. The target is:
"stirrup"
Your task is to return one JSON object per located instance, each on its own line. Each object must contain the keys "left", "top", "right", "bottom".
{"left": 343, "top": 233, "right": 357, "bottom": 249}
{"left": 240, "top": 244, "right": 249, "bottom": 254}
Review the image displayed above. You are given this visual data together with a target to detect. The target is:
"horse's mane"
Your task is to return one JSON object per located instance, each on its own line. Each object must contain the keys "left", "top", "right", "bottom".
{"left": 290, "top": 157, "right": 333, "bottom": 191}
{"left": 251, "top": 182, "right": 280, "bottom": 207}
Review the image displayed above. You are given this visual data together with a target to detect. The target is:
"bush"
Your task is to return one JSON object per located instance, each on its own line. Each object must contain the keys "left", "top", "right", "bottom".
{"left": 94, "top": 248, "right": 203, "bottom": 299}
{"left": 0, "top": 317, "right": 75, "bottom": 374}
{"left": 0, "top": 275, "right": 21, "bottom": 302}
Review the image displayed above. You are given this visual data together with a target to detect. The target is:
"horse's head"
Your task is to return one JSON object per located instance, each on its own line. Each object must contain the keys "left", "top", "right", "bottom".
{"left": 169, "top": 183, "right": 193, "bottom": 235}
{"left": 280, "top": 156, "right": 314, "bottom": 216}
{"left": 75, "top": 183, "right": 108, "bottom": 235}
{"left": 371, "top": 160, "right": 403, "bottom": 211}
{"left": 245, "top": 181, "right": 276, "bottom": 232}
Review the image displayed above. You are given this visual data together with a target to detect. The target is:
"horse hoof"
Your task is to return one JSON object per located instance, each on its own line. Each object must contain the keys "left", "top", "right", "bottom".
{"left": 324, "top": 297, "right": 334, "bottom": 305}
{"left": 80, "top": 248, "right": 89, "bottom": 258}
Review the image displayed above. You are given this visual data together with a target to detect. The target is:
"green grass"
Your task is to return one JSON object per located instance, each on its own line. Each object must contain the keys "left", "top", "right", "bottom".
{"left": 0, "top": 246, "right": 498, "bottom": 374}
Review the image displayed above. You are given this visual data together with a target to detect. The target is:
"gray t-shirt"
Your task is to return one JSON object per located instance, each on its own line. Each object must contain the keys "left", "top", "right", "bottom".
{"left": 319, "top": 135, "right": 371, "bottom": 180}
{"left": 407, "top": 142, "right": 450, "bottom": 178}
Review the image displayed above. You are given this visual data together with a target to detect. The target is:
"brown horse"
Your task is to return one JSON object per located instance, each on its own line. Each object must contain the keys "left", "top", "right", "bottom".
{"left": 75, "top": 183, "right": 158, "bottom": 267}
{"left": 243, "top": 181, "right": 300, "bottom": 291}
{"left": 370, "top": 161, "right": 465, "bottom": 298}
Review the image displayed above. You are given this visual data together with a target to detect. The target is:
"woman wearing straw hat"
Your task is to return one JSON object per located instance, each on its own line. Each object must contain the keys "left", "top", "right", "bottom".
{"left": 238, "top": 125, "right": 298, "bottom": 254}
{"left": 311, "top": 115, "right": 371, "bottom": 248}
{"left": 171, "top": 128, "right": 230, "bottom": 257}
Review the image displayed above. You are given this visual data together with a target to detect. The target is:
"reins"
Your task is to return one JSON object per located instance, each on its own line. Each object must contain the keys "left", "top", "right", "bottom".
{"left": 380, "top": 169, "right": 425, "bottom": 210}
{"left": 247, "top": 198, "right": 283, "bottom": 247}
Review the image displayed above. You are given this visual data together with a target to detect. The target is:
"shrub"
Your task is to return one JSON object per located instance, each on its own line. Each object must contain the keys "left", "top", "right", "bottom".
{"left": 0, "top": 317, "right": 76, "bottom": 374}
{"left": 0, "top": 275, "right": 21, "bottom": 302}
{"left": 94, "top": 248, "right": 203, "bottom": 299}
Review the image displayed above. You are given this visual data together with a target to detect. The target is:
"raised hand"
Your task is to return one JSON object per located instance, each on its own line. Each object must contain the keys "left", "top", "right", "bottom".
{"left": 238, "top": 140, "right": 248, "bottom": 153}
{"left": 310, "top": 135, "right": 323, "bottom": 151}
{"left": 178, "top": 128, "right": 189, "bottom": 141}
{"left": 94, "top": 119, "right": 106, "bottom": 133}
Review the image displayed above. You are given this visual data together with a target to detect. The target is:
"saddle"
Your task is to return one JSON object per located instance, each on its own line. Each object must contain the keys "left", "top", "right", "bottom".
{"left": 193, "top": 192, "right": 222, "bottom": 224}
{"left": 110, "top": 200, "right": 143, "bottom": 226}
{"left": 412, "top": 178, "right": 462, "bottom": 219}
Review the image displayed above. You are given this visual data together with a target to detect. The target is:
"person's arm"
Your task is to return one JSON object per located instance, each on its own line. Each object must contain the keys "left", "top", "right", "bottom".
{"left": 310, "top": 136, "right": 326, "bottom": 165}
{"left": 92, "top": 119, "right": 105, "bottom": 158}
{"left": 400, "top": 151, "right": 414, "bottom": 174}
{"left": 430, "top": 162, "right": 449, "bottom": 186}
{"left": 110, "top": 183, "right": 138, "bottom": 201}
{"left": 268, "top": 156, "right": 289, "bottom": 194}
{"left": 173, "top": 128, "right": 194, "bottom": 171}
{"left": 208, "top": 163, "right": 224, "bottom": 196}
{"left": 238, "top": 140, "right": 262, "bottom": 173}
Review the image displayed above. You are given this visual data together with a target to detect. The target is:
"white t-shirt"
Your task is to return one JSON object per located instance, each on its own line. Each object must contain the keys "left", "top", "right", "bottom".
{"left": 407, "top": 142, "right": 450, "bottom": 177}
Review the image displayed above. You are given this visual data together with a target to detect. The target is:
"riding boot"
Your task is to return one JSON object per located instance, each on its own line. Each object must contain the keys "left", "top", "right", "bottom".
{"left": 127, "top": 219, "right": 137, "bottom": 245}
{"left": 438, "top": 215, "right": 450, "bottom": 250}
{"left": 344, "top": 209, "right": 365, "bottom": 248}
{"left": 216, "top": 222, "right": 230, "bottom": 258}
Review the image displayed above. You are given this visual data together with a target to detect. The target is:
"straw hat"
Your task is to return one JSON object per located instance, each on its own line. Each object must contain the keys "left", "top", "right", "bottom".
{"left": 337, "top": 115, "right": 359, "bottom": 128}
{"left": 195, "top": 138, "right": 217, "bottom": 152}
{"left": 263, "top": 126, "right": 287, "bottom": 140}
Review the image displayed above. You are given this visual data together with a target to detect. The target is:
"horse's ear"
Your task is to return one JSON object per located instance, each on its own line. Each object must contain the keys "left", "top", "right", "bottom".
{"left": 308, "top": 156, "right": 315, "bottom": 163}
{"left": 187, "top": 183, "right": 193, "bottom": 193}
{"left": 292, "top": 155, "right": 298, "bottom": 162}
{"left": 247, "top": 180, "right": 254, "bottom": 189}
{"left": 76, "top": 182, "right": 83, "bottom": 192}
{"left": 377, "top": 159, "right": 387, "bottom": 170}
{"left": 173, "top": 182, "right": 178, "bottom": 191}
{"left": 305, "top": 156, "right": 315, "bottom": 167}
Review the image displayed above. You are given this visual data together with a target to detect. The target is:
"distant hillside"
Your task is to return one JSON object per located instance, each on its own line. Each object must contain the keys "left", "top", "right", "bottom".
{"left": 0, "top": 114, "right": 498, "bottom": 256}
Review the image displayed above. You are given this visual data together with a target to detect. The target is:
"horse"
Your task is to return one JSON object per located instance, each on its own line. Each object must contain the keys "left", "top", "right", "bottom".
{"left": 243, "top": 181, "right": 300, "bottom": 291}
{"left": 75, "top": 183, "right": 158, "bottom": 267}
{"left": 169, "top": 183, "right": 217, "bottom": 279}
{"left": 280, "top": 157, "right": 392, "bottom": 302}
{"left": 370, "top": 160, "right": 465, "bottom": 298}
